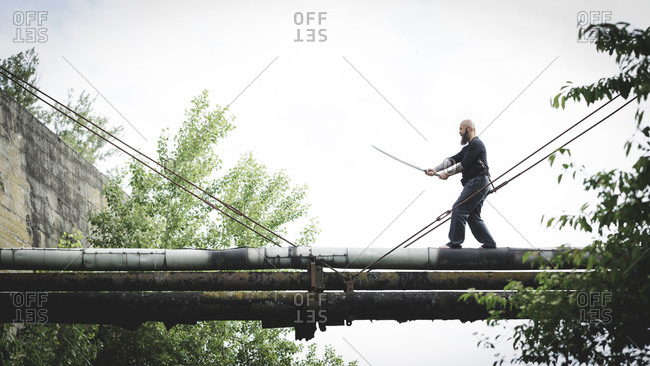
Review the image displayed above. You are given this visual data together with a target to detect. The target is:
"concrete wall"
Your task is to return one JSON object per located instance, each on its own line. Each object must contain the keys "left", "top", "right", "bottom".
{"left": 0, "top": 90, "right": 107, "bottom": 248}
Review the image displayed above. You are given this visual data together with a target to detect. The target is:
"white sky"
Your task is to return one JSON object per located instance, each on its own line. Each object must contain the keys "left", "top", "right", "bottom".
{"left": 2, "top": 0, "right": 649, "bottom": 364}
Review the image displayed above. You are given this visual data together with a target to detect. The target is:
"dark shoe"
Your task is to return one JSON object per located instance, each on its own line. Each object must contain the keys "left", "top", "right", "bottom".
{"left": 479, "top": 244, "right": 496, "bottom": 249}
{"left": 439, "top": 244, "right": 462, "bottom": 249}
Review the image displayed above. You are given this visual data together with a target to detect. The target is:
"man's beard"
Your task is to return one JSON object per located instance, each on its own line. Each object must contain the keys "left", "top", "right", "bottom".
{"left": 461, "top": 129, "right": 471, "bottom": 145}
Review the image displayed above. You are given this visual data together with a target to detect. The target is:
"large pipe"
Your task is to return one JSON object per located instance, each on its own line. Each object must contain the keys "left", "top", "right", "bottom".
{"left": 0, "top": 271, "right": 541, "bottom": 291}
{"left": 0, "top": 247, "right": 566, "bottom": 271}
{"left": 0, "top": 291, "right": 516, "bottom": 329}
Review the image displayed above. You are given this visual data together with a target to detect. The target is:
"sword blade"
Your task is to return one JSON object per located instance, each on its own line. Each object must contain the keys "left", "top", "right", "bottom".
{"left": 372, "top": 145, "right": 436, "bottom": 175}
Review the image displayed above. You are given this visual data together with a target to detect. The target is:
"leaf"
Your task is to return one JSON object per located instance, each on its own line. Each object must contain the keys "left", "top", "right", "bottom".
{"left": 546, "top": 217, "right": 555, "bottom": 228}
{"left": 587, "top": 254, "right": 596, "bottom": 270}
{"left": 552, "top": 94, "right": 561, "bottom": 108}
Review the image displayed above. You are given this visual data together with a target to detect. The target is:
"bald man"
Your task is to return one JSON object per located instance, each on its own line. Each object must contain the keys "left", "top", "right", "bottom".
{"left": 426, "top": 119, "right": 497, "bottom": 249}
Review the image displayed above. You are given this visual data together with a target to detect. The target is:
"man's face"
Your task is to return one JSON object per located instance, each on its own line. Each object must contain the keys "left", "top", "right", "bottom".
{"left": 459, "top": 124, "right": 471, "bottom": 145}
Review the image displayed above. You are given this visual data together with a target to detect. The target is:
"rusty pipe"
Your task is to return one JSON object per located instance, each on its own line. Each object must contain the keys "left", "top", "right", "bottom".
{"left": 0, "top": 247, "right": 571, "bottom": 271}
{"left": 0, "top": 271, "right": 541, "bottom": 291}
{"left": 0, "top": 291, "right": 516, "bottom": 327}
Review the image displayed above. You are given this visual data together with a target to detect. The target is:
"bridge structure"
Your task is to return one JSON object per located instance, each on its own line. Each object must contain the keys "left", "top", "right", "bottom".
{"left": 0, "top": 64, "right": 622, "bottom": 340}
{"left": 0, "top": 246, "right": 577, "bottom": 340}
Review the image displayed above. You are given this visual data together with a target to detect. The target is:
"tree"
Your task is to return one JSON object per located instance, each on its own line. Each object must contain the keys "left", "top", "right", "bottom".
{"left": 0, "top": 47, "right": 39, "bottom": 113}
{"left": 1, "top": 51, "right": 120, "bottom": 363}
{"left": 464, "top": 23, "right": 650, "bottom": 365}
{"left": 1, "top": 90, "right": 349, "bottom": 365}
{"left": 0, "top": 48, "right": 121, "bottom": 164}
{"left": 92, "top": 321, "right": 303, "bottom": 366}
{"left": 88, "top": 90, "right": 344, "bottom": 365}
{"left": 37, "top": 89, "right": 123, "bottom": 164}
{"left": 89, "top": 90, "right": 318, "bottom": 250}
{"left": 0, "top": 233, "right": 99, "bottom": 365}
{"left": 85, "top": 89, "right": 327, "bottom": 364}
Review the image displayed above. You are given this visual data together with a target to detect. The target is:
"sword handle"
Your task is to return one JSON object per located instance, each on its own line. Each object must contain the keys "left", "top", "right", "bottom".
{"left": 425, "top": 169, "right": 440, "bottom": 177}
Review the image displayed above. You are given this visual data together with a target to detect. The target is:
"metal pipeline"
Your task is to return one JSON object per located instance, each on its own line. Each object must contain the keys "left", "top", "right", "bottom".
{"left": 0, "top": 291, "right": 516, "bottom": 327}
{"left": 0, "top": 271, "right": 541, "bottom": 291}
{"left": 0, "top": 246, "right": 568, "bottom": 271}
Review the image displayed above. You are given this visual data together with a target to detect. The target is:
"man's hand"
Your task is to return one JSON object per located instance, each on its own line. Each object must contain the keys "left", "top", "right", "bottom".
{"left": 425, "top": 169, "right": 436, "bottom": 176}
{"left": 438, "top": 171, "right": 449, "bottom": 180}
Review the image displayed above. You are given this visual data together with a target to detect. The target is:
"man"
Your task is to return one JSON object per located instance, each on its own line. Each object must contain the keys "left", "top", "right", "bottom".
{"left": 425, "top": 119, "right": 497, "bottom": 249}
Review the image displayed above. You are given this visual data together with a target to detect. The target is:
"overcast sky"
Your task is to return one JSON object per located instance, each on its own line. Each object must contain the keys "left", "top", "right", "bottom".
{"left": 2, "top": 0, "right": 649, "bottom": 364}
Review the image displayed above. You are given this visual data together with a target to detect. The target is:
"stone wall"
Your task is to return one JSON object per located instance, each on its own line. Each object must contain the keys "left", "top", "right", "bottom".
{"left": 0, "top": 90, "right": 107, "bottom": 248}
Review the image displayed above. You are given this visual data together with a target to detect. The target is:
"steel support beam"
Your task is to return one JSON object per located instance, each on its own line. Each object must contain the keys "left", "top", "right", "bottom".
{"left": 0, "top": 291, "right": 515, "bottom": 340}
{"left": 0, "top": 271, "right": 540, "bottom": 291}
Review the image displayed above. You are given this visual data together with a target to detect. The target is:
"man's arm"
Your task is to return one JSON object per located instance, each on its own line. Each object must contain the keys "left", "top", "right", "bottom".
{"left": 426, "top": 158, "right": 452, "bottom": 176}
{"left": 426, "top": 148, "right": 466, "bottom": 178}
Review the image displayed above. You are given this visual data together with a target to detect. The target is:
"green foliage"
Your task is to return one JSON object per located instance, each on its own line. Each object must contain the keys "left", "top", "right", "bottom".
{"left": 36, "top": 89, "right": 123, "bottom": 164}
{"left": 80, "top": 90, "right": 335, "bottom": 364}
{"left": 215, "top": 152, "right": 319, "bottom": 248}
{"left": 459, "top": 290, "right": 511, "bottom": 327}
{"left": 0, "top": 322, "right": 307, "bottom": 366}
{"left": 551, "top": 23, "right": 650, "bottom": 118}
{"left": 1, "top": 49, "right": 120, "bottom": 164}
{"left": 0, "top": 323, "right": 99, "bottom": 365}
{"left": 91, "top": 321, "right": 302, "bottom": 366}
{"left": 89, "top": 90, "right": 318, "bottom": 250}
{"left": 1, "top": 88, "right": 344, "bottom": 364}
{"left": 0, "top": 47, "right": 39, "bottom": 113}
{"left": 57, "top": 230, "right": 85, "bottom": 248}
{"left": 469, "top": 23, "right": 650, "bottom": 365}
{"left": 296, "top": 344, "right": 358, "bottom": 366}
{"left": 0, "top": 234, "right": 97, "bottom": 365}
{"left": 86, "top": 90, "right": 339, "bottom": 364}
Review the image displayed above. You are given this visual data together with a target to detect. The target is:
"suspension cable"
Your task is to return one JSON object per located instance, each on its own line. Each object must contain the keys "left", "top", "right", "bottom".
{"left": 354, "top": 95, "right": 636, "bottom": 277}
{"left": 404, "top": 96, "right": 635, "bottom": 249}
{"left": 0, "top": 66, "right": 296, "bottom": 247}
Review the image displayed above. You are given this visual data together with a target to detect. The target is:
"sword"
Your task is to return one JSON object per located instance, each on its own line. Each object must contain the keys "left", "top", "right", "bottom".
{"left": 372, "top": 145, "right": 439, "bottom": 176}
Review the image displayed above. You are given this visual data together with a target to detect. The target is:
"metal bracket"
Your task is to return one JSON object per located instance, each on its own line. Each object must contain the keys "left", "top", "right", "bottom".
{"left": 345, "top": 288, "right": 355, "bottom": 326}
{"left": 345, "top": 279, "right": 354, "bottom": 292}
{"left": 309, "top": 257, "right": 323, "bottom": 292}
{"left": 299, "top": 257, "right": 326, "bottom": 338}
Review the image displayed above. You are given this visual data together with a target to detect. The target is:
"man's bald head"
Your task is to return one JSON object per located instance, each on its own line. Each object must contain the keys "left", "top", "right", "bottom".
{"left": 460, "top": 119, "right": 475, "bottom": 131}
{"left": 459, "top": 119, "right": 476, "bottom": 145}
